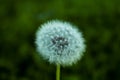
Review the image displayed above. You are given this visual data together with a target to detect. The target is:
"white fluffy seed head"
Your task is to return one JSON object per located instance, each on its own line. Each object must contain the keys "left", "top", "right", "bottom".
{"left": 35, "top": 20, "right": 86, "bottom": 66}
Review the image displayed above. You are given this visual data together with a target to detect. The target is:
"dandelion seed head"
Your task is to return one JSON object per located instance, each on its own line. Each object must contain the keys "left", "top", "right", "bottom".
{"left": 35, "top": 20, "right": 86, "bottom": 66}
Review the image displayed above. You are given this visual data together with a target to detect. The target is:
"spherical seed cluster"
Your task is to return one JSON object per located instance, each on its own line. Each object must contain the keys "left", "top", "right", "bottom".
{"left": 35, "top": 20, "right": 86, "bottom": 66}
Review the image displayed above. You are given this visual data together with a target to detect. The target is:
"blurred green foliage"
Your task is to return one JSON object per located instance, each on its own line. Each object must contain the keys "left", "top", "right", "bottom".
{"left": 0, "top": 0, "right": 120, "bottom": 80}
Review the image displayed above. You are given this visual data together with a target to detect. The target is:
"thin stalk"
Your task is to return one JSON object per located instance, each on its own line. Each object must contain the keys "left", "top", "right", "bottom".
{"left": 56, "top": 64, "right": 60, "bottom": 80}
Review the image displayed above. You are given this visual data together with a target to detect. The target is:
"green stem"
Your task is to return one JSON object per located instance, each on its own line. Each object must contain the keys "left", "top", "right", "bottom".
{"left": 56, "top": 64, "right": 60, "bottom": 80}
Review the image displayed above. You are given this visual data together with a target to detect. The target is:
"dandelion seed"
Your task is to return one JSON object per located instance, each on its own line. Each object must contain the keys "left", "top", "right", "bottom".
{"left": 35, "top": 20, "right": 86, "bottom": 66}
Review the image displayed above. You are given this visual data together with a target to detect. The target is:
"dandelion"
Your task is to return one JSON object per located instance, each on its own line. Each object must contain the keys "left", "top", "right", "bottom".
{"left": 35, "top": 20, "right": 86, "bottom": 80}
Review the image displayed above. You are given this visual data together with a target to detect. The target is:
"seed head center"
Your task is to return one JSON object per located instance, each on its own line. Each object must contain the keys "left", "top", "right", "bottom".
{"left": 51, "top": 37, "right": 68, "bottom": 55}
{"left": 52, "top": 37, "right": 68, "bottom": 48}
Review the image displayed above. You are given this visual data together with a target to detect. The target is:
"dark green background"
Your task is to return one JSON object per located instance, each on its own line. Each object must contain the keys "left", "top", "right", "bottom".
{"left": 0, "top": 0, "right": 120, "bottom": 80}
